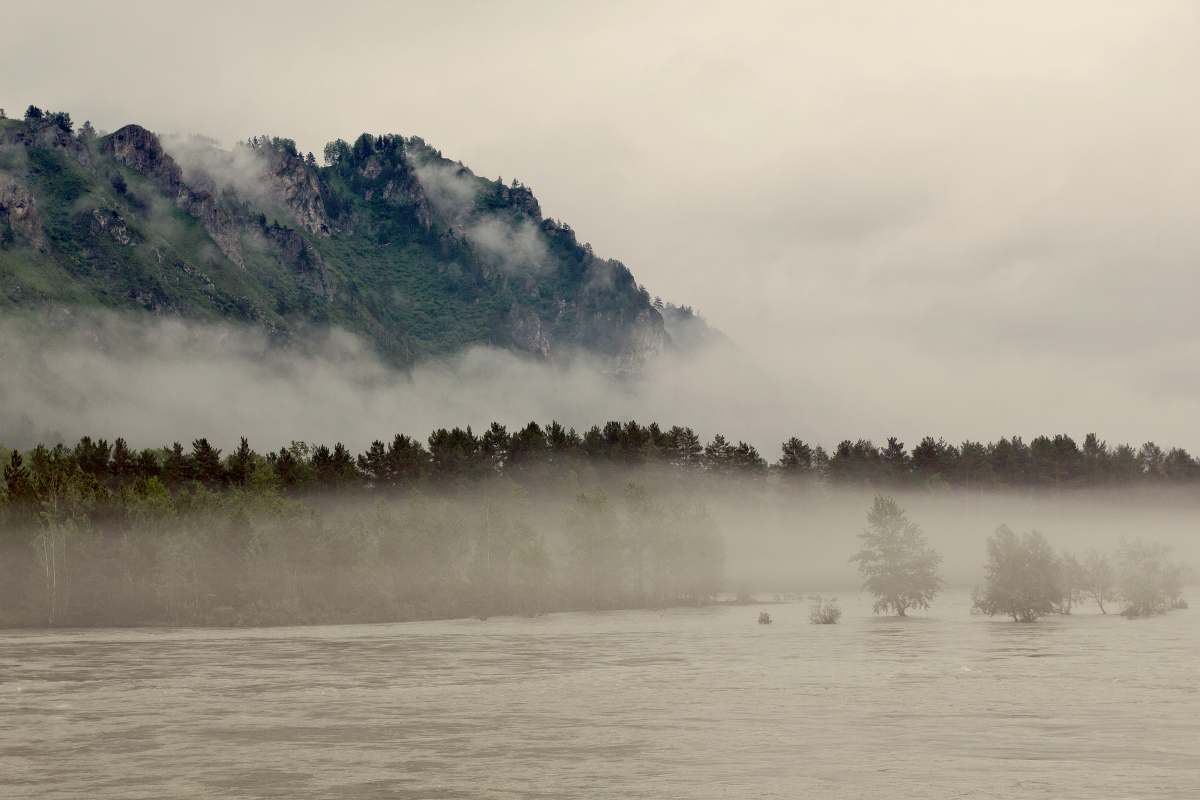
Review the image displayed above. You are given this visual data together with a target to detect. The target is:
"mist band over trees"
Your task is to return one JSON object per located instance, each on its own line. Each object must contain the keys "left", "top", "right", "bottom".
{"left": 0, "top": 108, "right": 1195, "bottom": 631}
{"left": 0, "top": 425, "right": 729, "bottom": 627}
{"left": 1, "top": 419, "right": 1191, "bottom": 629}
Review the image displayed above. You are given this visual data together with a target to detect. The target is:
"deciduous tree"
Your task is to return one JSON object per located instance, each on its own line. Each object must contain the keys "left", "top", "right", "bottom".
{"left": 972, "top": 526, "right": 1060, "bottom": 622}
{"left": 850, "top": 496, "right": 942, "bottom": 616}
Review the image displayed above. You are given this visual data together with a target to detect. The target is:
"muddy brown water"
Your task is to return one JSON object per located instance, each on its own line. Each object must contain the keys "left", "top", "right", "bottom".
{"left": 1, "top": 592, "right": 1196, "bottom": 798}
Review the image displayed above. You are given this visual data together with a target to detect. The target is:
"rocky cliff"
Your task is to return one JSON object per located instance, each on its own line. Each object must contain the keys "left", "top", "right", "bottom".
{"left": 104, "top": 125, "right": 246, "bottom": 269}
{"left": 0, "top": 175, "right": 48, "bottom": 252}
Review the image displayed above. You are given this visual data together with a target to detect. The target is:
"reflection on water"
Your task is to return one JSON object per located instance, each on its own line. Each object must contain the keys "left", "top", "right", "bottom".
{"left": 1, "top": 592, "right": 1196, "bottom": 799}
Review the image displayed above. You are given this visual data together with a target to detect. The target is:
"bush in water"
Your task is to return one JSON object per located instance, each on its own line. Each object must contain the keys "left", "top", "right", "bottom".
{"left": 809, "top": 596, "right": 841, "bottom": 624}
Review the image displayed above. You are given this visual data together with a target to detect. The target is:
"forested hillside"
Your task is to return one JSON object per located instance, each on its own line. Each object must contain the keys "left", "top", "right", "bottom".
{"left": 0, "top": 106, "right": 671, "bottom": 370}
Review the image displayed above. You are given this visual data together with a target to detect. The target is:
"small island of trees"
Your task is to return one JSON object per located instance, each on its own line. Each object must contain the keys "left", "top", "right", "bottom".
{"left": 971, "top": 526, "right": 1187, "bottom": 621}
{"left": 843, "top": 495, "right": 1187, "bottom": 623}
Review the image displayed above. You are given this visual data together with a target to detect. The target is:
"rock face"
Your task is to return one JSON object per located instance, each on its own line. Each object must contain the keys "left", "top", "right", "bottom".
{"left": 1, "top": 118, "right": 92, "bottom": 169}
{"left": 262, "top": 226, "right": 334, "bottom": 300}
{"left": 509, "top": 304, "right": 553, "bottom": 359}
{"left": 358, "top": 149, "right": 435, "bottom": 230}
{"left": 380, "top": 171, "right": 434, "bottom": 229}
{"left": 602, "top": 307, "right": 669, "bottom": 374}
{"left": 104, "top": 125, "right": 245, "bottom": 269}
{"left": 90, "top": 206, "right": 134, "bottom": 246}
{"left": 0, "top": 176, "right": 48, "bottom": 252}
{"left": 507, "top": 297, "right": 669, "bottom": 371}
{"left": 256, "top": 148, "right": 332, "bottom": 237}
{"left": 500, "top": 183, "right": 542, "bottom": 222}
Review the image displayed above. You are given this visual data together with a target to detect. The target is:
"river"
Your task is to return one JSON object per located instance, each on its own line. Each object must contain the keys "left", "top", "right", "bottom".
{"left": 1, "top": 592, "right": 1196, "bottom": 798}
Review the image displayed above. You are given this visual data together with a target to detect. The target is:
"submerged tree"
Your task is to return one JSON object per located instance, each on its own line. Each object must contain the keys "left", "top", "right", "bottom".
{"left": 850, "top": 495, "right": 943, "bottom": 616}
{"left": 1081, "top": 549, "right": 1117, "bottom": 613}
{"left": 1054, "top": 551, "right": 1085, "bottom": 614}
{"left": 972, "top": 526, "right": 1061, "bottom": 622}
{"left": 1117, "top": 540, "right": 1187, "bottom": 617}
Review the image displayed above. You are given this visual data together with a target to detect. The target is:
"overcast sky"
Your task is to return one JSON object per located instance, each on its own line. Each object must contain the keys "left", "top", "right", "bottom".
{"left": 5, "top": 1, "right": 1200, "bottom": 452}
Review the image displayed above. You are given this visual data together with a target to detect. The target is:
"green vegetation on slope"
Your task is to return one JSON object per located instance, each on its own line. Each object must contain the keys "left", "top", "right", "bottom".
{"left": 0, "top": 108, "right": 666, "bottom": 367}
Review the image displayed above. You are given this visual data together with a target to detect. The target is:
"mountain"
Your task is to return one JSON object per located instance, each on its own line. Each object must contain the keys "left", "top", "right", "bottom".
{"left": 0, "top": 106, "right": 684, "bottom": 371}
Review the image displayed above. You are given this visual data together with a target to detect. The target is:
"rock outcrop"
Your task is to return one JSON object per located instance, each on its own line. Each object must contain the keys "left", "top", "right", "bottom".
{"left": 262, "top": 226, "right": 335, "bottom": 300}
{"left": 381, "top": 171, "right": 434, "bottom": 229}
{"left": 500, "top": 183, "right": 542, "bottom": 222}
{"left": 104, "top": 125, "right": 245, "bottom": 269}
{"left": 603, "top": 307, "right": 669, "bottom": 374}
{"left": 509, "top": 304, "right": 553, "bottom": 359}
{"left": 90, "top": 206, "right": 134, "bottom": 246}
{"left": 0, "top": 175, "right": 49, "bottom": 252}
{"left": 1, "top": 118, "right": 92, "bottom": 169}
{"left": 256, "top": 148, "right": 332, "bottom": 237}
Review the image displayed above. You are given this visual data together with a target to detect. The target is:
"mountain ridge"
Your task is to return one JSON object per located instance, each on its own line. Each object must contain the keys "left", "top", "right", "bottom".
{"left": 0, "top": 107, "right": 709, "bottom": 372}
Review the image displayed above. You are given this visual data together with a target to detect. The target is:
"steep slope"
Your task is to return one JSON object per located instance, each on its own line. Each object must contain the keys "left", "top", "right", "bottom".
{"left": 0, "top": 108, "right": 668, "bottom": 370}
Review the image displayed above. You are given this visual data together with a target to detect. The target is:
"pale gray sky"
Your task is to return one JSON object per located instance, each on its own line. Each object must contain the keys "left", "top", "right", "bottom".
{"left": 5, "top": 1, "right": 1200, "bottom": 452}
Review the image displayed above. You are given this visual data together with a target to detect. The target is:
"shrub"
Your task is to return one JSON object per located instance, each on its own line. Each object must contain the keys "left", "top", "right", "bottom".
{"left": 809, "top": 596, "right": 841, "bottom": 624}
{"left": 758, "top": 611, "right": 772, "bottom": 625}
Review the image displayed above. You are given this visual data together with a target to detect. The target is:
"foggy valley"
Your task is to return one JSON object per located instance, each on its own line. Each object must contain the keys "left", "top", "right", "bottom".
{"left": 2, "top": 2, "right": 1199, "bottom": 798}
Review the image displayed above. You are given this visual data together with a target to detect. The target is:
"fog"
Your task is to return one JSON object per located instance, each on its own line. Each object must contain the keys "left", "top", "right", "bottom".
{"left": 413, "top": 158, "right": 550, "bottom": 275}
{"left": 160, "top": 135, "right": 272, "bottom": 209}
{"left": 705, "top": 485, "right": 1200, "bottom": 593}
{"left": 0, "top": 311, "right": 794, "bottom": 455}
{"left": 2, "top": 308, "right": 1196, "bottom": 598}
{"left": 3, "top": 2, "right": 1198, "bottom": 600}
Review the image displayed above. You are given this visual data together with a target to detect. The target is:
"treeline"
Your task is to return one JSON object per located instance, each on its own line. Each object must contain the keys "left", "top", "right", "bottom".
{"left": 813, "top": 433, "right": 1200, "bottom": 488}
{"left": 0, "top": 434, "right": 724, "bottom": 627}
{"left": 4, "top": 424, "right": 1199, "bottom": 505}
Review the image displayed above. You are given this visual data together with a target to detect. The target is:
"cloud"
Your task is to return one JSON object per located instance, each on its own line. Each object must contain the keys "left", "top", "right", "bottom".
{"left": 160, "top": 135, "right": 269, "bottom": 205}
{"left": 463, "top": 215, "right": 547, "bottom": 274}
{"left": 412, "top": 158, "right": 549, "bottom": 274}
{"left": 0, "top": 311, "right": 787, "bottom": 456}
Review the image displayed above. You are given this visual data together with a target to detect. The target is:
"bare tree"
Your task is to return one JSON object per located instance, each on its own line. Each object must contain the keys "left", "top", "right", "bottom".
{"left": 1081, "top": 549, "right": 1117, "bottom": 613}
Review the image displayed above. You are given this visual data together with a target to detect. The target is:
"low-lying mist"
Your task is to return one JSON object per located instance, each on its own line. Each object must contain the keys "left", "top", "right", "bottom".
{"left": 0, "top": 309, "right": 785, "bottom": 454}
{"left": 707, "top": 484, "right": 1200, "bottom": 593}
{"left": 2, "top": 310, "right": 1196, "bottom": 625}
